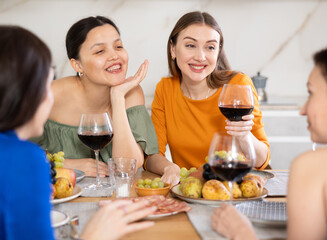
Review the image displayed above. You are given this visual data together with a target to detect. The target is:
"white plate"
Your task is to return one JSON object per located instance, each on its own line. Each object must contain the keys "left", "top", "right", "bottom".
{"left": 51, "top": 185, "right": 82, "bottom": 205}
{"left": 51, "top": 210, "right": 69, "bottom": 228}
{"left": 171, "top": 184, "right": 268, "bottom": 206}
{"left": 251, "top": 170, "right": 274, "bottom": 180}
{"left": 74, "top": 169, "right": 85, "bottom": 183}
{"left": 145, "top": 211, "right": 179, "bottom": 220}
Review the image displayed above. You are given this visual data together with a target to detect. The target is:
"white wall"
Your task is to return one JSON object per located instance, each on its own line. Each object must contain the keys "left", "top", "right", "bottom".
{"left": 0, "top": 0, "right": 326, "bottom": 99}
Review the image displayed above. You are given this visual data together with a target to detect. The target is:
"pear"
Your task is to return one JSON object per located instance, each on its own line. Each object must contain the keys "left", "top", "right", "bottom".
{"left": 181, "top": 176, "right": 203, "bottom": 198}
{"left": 54, "top": 177, "right": 73, "bottom": 199}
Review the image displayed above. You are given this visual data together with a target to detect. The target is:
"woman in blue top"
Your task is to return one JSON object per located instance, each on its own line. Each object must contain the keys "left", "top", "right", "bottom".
{"left": 0, "top": 26, "right": 155, "bottom": 240}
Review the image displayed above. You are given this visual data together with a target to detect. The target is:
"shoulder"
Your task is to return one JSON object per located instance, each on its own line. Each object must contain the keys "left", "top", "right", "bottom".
{"left": 50, "top": 76, "right": 78, "bottom": 120}
{"left": 290, "top": 149, "right": 327, "bottom": 178}
{"left": 229, "top": 72, "right": 252, "bottom": 85}
{"left": 155, "top": 76, "right": 179, "bottom": 93}
{"left": 125, "top": 85, "right": 145, "bottom": 109}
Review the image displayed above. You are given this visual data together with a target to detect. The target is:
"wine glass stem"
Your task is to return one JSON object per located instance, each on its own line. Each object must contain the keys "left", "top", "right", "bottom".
{"left": 228, "top": 181, "right": 233, "bottom": 205}
{"left": 94, "top": 150, "right": 101, "bottom": 187}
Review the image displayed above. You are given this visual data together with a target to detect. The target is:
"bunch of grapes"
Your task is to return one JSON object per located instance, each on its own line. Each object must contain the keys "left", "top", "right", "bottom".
{"left": 137, "top": 177, "right": 166, "bottom": 188}
{"left": 179, "top": 167, "right": 197, "bottom": 183}
{"left": 50, "top": 161, "right": 57, "bottom": 184}
{"left": 46, "top": 150, "right": 65, "bottom": 168}
{"left": 202, "top": 163, "right": 221, "bottom": 181}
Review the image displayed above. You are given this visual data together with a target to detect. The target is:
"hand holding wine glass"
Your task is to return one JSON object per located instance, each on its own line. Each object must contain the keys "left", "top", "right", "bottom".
{"left": 208, "top": 133, "right": 256, "bottom": 203}
{"left": 78, "top": 112, "right": 114, "bottom": 196}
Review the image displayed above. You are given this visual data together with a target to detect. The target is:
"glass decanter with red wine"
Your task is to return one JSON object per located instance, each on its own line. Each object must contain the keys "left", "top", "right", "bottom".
{"left": 208, "top": 133, "right": 256, "bottom": 203}
{"left": 78, "top": 112, "right": 114, "bottom": 196}
{"left": 218, "top": 84, "right": 254, "bottom": 121}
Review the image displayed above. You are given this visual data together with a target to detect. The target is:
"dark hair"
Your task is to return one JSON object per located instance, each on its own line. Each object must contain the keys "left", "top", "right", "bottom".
{"left": 66, "top": 16, "right": 120, "bottom": 60}
{"left": 313, "top": 48, "right": 327, "bottom": 82}
{"left": 167, "top": 11, "right": 237, "bottom": 88}
{"left": 0, "top": 26, "right": 51, "bottom": 131}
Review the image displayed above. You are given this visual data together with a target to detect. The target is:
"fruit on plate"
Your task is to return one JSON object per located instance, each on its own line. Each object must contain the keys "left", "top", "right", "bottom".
{"left": 240, "top": 175, "right": 264, "bottom": 198}
{"left": 222, "top": 181, "right": 242, "bottom": 199}
{"left": 55, "top": 168, "right": 77, "bottom": 187}
{"left": 46, "top": 150, "right": 65, "bottom": 168}
{"left": 54, "top": 177, "right": 74, "bottom": 199}
{"left": 180, "top": 176, "right": 203, "bottom": 198}
{"left": 202, "top": 179, "right": 230, "bottom": 200}
{"left": 50, "top": 184, "right": 56, "bottom": 199}
{"left": 188, "top": 165, "right": 205, "bottom": 182}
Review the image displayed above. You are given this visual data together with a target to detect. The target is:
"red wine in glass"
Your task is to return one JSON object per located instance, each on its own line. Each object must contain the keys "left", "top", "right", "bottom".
{"left": 218, "top": 84, "right": 254, "bottom": 122}
{"left": 78, "top": 112, "right": 114, "bottom": 196}
{"left": 208, "top": 133, "right": 256, "bottom": 203}
{"left": 78, "top": 132, "right": 114, "bottom": 151}
{"left": 210, "top": 160, "right": 252, "bottom": 182}
{"left": 219, "top": 105, "right": 254, "bottom": 121}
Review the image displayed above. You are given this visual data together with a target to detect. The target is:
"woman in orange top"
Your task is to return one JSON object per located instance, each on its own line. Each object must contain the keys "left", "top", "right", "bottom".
{"left": 146, "top": 11, "right": 270, "bottom": 186}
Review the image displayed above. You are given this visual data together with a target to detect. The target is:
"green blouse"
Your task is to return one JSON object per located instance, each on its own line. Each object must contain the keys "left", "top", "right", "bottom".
{"left": 32, "top": 105, "right": 159, "bottom": 164}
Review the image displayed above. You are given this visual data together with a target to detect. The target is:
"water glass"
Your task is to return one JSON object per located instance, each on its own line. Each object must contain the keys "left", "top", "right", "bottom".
{"left": 109, "top": 158, "right": 136, "bottom": 198}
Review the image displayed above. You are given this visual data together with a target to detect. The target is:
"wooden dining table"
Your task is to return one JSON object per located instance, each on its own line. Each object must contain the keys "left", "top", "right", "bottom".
{"left": 69, "top": 170, "right": 287, "bottom": 240}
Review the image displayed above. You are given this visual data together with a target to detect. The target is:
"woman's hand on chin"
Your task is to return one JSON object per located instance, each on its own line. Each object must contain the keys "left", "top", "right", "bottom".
{"left": 111, "top": 60, "right": 149, "bottom": 99}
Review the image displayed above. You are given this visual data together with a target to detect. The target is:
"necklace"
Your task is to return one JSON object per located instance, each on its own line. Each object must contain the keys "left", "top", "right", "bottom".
{"left": 182, "top": 82, "right": 212, "bottom": 100}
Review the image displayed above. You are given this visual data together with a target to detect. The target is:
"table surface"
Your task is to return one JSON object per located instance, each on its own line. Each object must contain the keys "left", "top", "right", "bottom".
{"left": 70, "top": 170, "right": 286, "bottom": 240}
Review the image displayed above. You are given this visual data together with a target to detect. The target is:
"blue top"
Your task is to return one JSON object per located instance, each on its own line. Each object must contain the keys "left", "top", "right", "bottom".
{"left": 0, "top": 131, "right": 54, "bottom": 240}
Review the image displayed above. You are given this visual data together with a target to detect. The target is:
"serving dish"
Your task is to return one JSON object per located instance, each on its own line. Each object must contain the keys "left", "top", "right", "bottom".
{"left": 51, "top": 185, "right": 82, "bottom": 205}
{"left": 171, "top": 184, "right": 268, "bottom": 206}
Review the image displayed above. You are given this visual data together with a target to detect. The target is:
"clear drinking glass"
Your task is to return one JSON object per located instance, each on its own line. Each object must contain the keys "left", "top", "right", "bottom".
{"left": 77, "top": 113, "right": 114, "bottom": 196}
{"left": 208, "top": 133, "right": 256, "bottom": 204}
{"left": 218, "top": 84, "right": 255, "bottom": 154}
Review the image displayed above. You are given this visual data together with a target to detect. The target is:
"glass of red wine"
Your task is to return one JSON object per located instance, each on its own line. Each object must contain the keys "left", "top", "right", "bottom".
{"left": 219, "top": 84, "right": 254, "bottom": 121}
{"left": 208, "top": 133, "right": 256, "bottom": 204}
{"left": 78, "top": 112, "right": 114, "bottom": 195}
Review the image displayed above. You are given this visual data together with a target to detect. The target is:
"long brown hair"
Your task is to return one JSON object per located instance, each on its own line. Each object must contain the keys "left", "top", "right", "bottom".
{"left": 167, "top": 11, "right": 237, "bottom": 88}
{"left": 0, "top": 26, "right": 51, "bottom": 131}
{"left": 314, "top": 48, "right": 327, "bottom": 82}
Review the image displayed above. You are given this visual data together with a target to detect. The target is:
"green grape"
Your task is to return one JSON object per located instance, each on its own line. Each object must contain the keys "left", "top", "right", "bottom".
{"left": 157, "top": 181, "right": 165, "bottom": 188}
{"left": 57, "top": 151, "right": 64, "bottom": 157}
{"left": 137, "top": 179, "right": 145, "bottom": 185}
{"left": 144, "top": 178, "right": 152, "bottom": 185}
{"left": 54, "top": 161, "right": 64, "bottom": 168}
{"left": 180, "top": 176, "right": 186, "bottom": 183}
{"left": 180, "top": 167, "right": 189, "bottom": 178}
{"left": 137, "top": 183, "right": 145, "bottom": 188}
{"left": 144, "top": 184, "right": 151, "bottom": 188}
{"left": 151, "top": 181, "right": 159, "bottom": 188}
{"left": 153, "top": 177, "right": 161, "bottom": 182}
{"left": 53, "top": 154, "right": 64, "bottom": 163}
{"left": 189, "top": 167, "right": 197, "bottom": 173}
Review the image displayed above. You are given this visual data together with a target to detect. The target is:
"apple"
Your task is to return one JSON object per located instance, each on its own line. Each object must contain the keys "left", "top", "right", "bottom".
{"left": 55, "top": 168, "right": 76, "bottom": 187}
{"left": 188, "top": 165, "right": 205, "bottom": 182}
{"left": 54, "top": 177, "right": 74, "bottom": 199}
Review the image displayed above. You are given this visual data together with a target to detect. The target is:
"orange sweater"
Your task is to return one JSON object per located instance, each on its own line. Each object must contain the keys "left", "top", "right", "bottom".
{"left": 150, "top": 73, "right": 270, "bottom": 170}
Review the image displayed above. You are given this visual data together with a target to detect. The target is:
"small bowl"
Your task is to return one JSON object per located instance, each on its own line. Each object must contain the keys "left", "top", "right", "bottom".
{"left": 135, "top": 182, "right": 171, "bottom": 197}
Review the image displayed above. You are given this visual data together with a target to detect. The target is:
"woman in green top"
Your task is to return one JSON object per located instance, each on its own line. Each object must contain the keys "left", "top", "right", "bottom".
{"left": 33, "top": 16, "right": 158, "bottom": 176}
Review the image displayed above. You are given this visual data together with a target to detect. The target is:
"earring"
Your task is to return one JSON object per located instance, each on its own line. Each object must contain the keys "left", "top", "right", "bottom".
{"left": 172, "top": 57, "right": 175, "bottom": 61}
{"left": 77, "top": 72, "right": 83, "bottom": 77}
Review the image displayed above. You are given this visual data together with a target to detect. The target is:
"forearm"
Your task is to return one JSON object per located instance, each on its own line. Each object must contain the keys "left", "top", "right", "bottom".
{"left": 250, "top": 133, "right": 268, "bottom": 168}
{"left": 111, "top": 96, "right": 144, "bottom": 169}
{"left": 146, "top": 153, "right": 177, "bottom": 175}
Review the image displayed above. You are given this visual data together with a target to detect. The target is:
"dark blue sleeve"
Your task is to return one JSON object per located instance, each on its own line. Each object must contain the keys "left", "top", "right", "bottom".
{"left": 4, "top": 143, "right": 54, "bottom": 240}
